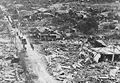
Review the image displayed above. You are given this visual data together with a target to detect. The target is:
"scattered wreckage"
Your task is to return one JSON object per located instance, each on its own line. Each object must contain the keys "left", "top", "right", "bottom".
{"left": 42, "top": 38, "right": 120, "bottom": 83}
{"left": 0, "top": 34, "right": 26, "bottom": 83}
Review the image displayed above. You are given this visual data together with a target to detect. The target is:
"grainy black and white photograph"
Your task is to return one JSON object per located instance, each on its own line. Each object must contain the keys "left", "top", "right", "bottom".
{"left": 1, "top": 0, "right": 120, "bottom": 83}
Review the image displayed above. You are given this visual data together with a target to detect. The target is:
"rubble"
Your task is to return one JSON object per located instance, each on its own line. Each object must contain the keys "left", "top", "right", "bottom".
{"left": 0, "top": 33, "right": 26, "bottom": 83}
{"left": 41, "top": 39, "right": 120, "bottom": 83}
{"left": 1, "top": 0, "right": 120, "bottom": 83}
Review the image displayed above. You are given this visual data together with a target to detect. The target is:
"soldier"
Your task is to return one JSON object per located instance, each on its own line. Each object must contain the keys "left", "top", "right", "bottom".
{"left": 22, "top": 38, "right": 27, "bottom": 50}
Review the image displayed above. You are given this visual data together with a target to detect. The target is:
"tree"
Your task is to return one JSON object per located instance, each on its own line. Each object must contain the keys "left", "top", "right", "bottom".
{"left": 75, "top": 16, "right": 98, "bottom": 34}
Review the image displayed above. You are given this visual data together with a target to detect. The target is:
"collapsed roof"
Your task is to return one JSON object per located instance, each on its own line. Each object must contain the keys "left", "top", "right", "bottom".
{"left": 92, "top": 45, "right": 120, "bottom": 54}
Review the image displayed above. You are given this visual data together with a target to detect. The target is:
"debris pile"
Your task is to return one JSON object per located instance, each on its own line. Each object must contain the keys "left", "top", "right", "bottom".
{"left": 43, "top": 40, "right": 120, "bottom": 83}
{"left": 0, "top": 34, "right": 26, "bottom": 83}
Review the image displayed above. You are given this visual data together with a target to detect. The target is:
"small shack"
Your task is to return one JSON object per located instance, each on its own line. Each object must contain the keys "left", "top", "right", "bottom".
{"left": 92, "top": 45, "right": 120, "bottom": 62}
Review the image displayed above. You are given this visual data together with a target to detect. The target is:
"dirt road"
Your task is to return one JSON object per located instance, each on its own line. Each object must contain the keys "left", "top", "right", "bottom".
{"left": 0, "top": 5, "right": 61, "bottom": 83}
